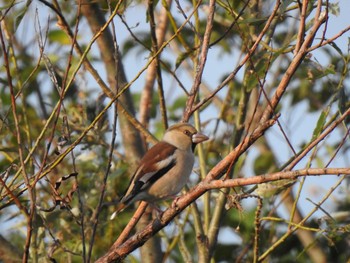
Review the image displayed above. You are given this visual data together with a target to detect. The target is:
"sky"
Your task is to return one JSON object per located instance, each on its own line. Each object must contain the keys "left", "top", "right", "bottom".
{"left": 1, "top": 0, "right": 349, "bottom": 249}
{"left": 113, "top": 0, "right": 350, "bottom": 230}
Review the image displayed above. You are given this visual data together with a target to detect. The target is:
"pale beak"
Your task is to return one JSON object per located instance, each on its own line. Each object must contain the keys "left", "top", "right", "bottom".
{"left": 192, "top": 132, "right": 209, "bottom": 144}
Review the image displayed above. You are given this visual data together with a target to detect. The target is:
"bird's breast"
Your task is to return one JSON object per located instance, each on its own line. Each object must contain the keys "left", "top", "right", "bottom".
{"left": 146, "top": 150, "right": 194, "bottom": 200}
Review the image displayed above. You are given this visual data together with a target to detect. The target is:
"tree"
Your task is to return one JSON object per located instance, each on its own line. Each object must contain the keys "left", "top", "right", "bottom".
{"left": 0, "top": 0, "right": 349, "bottom": 262}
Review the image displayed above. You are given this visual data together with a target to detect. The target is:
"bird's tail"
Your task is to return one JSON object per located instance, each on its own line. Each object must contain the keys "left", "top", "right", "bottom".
{"left": 110, "top": 202, "right": 127, "bottom": 220}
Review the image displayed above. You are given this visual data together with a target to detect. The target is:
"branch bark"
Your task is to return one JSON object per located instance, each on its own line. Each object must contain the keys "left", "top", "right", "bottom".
{"left": 97, "top": 166, "right": 350, "bottom": 262}
{"left": 183, "top": 0, "right": 216, "bottom": 122}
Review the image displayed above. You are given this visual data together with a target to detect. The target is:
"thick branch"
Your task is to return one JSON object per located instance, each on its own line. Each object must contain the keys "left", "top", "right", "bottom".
{"left": 203, "top": 168, "right": 350, "bottom": 189}
{"left": 96, "top": 166, "right": 349, "bottom": 262}
{"left": 260, "top": 0, "right": 327, "bottom": 123}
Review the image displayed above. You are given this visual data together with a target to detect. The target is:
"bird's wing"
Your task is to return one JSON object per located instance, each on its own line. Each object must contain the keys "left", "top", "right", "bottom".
{"left": 120, "top": 141, "right": 178, "bottom": 205}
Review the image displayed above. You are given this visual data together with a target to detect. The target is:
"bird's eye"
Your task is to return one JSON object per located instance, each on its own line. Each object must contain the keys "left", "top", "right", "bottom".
{"left": 184, "top": 130, "right": 192, "bottom": 137}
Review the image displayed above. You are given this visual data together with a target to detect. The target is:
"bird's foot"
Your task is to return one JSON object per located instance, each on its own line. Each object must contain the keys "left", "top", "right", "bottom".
{"left": 171, "top": 196, "right": 181, "bottom": 211}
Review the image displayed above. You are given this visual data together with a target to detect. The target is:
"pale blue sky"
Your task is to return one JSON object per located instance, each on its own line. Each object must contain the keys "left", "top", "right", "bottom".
{"left": 1, "top": 0, "right": 349, "bottom": 248}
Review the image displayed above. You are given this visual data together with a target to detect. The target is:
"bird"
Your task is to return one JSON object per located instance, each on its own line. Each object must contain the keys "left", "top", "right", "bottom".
{"left": 110, "top": 123, "right": 209, "bottom": 220}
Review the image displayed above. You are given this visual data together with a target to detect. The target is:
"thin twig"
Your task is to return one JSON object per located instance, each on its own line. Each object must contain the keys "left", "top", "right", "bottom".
{"left": 307, "top": 24, "right": 350, "bottom": 52}
{"left": 208, "top": 0, "right": 250, "bottom": 48}
{"left": 294, "top": 0, "right": 308, "bottom": 54}
{"left": 118, "top": 11, "right": 189, "bottom": 96}
{"left": 325, "top": 125, "right": 350, "bottom": 167}
{"left": 97, "top": 95, "right": 349, "bottom": 261}
{"left": 191, "top": 0, "right": 281, "bottom": 114}
{"left": 2, "top": 0, "right": 205, "bottom": 210}
{"left": 148, "top": 0, "right": 168, "bottom": 129}
{"left": 87, "top": 103, "right": 119, "bottom": 262}
{"left": 87, "top": 0, "right": 121, "bottom": 259}
{"left": 183, "top": 0, "right": 216, "bottom": 122}
{"left": 95, "top": 116, "right": 278, "bottom": 262}
{"left": 286, "top": 107, "right": 350, "bottom": 170}
{"left": 258, "top": 175, "right": 346, "bottom": 261}
{"left": 253, "top": 196, "right": 263, "bottom": 263}
{"left": 0, "top": 17, "right": 33, "bottom": 262}
{"left": 260, "top": 0, "right": 326, "bottom": 123}
{"left": 96, "top": 165, "right": 350, "bottom": 261}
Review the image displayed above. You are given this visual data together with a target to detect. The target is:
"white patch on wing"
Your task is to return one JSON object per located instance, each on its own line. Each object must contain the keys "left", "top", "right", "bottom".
{"left": 154, "top": 153, "right": 176, "bottom": 170}
{"left": 139, "top": 171, "right": 156, "bottom": 185}
{"left": 139, "top": 153, "right": 176, "bottom": 184}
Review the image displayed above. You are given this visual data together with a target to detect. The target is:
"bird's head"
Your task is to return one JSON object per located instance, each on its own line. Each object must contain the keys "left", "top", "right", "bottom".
{"left": 163, "top": 123, "right": 209, "bottom": 151}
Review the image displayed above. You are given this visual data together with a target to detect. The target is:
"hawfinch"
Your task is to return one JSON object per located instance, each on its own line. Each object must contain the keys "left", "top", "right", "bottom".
{"left": 110, "top": 123, "right": 208, "bottom": 219}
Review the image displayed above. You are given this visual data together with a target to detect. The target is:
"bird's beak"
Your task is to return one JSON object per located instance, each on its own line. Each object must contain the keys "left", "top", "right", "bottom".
{"left": 192, "top": 132, "right": 209, "bottom": 144}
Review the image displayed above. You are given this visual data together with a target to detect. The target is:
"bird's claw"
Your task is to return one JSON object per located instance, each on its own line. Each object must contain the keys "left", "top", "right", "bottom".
{"left": 171, "top": 196, "right": 181, "bottom": 211}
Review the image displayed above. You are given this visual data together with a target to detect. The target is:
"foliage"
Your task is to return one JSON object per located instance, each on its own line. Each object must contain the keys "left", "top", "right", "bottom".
{"left": 0, "top": 0, "right": 350, "bottom": 262}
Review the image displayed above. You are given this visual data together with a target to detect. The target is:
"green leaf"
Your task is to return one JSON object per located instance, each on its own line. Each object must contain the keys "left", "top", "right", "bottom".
{"left": 253, "top": 152, "right": 275, "bottom": 175}
{"left": 48, "top": 30, "right": 71, "bottom": 45}
{"left": 338, "top": 87, "right": 347, "bottom": 114}
{"left": 313, "top": 64, "right": 336, "bottom": 79}
{"left": 122, "top": 32, "right": 151, "bottom": 56}
{"left": 255, "top": 179, "right": 297, "bottom": 198}
{"left": 329, "top": 41, "right": 343, "bottom": 56}
{"left": 280, "top": 0, "right": 294, "bottom": 13}
{"left": 169, "top": 96, "right": 186, "bottom": 112}
{"left": 14, "top": 2, "right": 30, "bottom": 33}
{"left": 311, "top": 110, "right": 327, "bottom": 140}
{"left": 175, "top": 49, "right": 195, "bottom": 69}
{"left": 238, "top": 17, "right": 268, "bottom": 25}
{"left": 329, "top": 2, "right": 340, "bottom": 16}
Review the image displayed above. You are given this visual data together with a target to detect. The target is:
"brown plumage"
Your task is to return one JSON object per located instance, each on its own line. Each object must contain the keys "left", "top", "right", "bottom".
{"left": 110, "top": 123, "right": 208, "bottom": 219}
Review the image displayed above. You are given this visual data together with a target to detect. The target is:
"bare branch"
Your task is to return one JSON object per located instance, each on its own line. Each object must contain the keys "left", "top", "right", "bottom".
{"left": 96, "top": 166, "right": 350, "bottom": 262}
{"left": 182, "top": 0, "right": 215, "bottom": 122}
{"left": 191, "top": 0, "right": 281, "bottom": 114}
